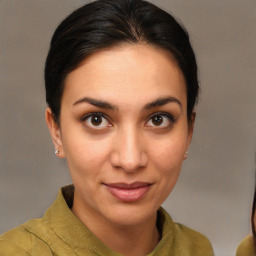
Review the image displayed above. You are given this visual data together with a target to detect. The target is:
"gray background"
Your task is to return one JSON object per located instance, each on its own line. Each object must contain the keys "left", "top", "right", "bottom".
{"left": 0, "top": 0, "right": 255, "bottom": 255}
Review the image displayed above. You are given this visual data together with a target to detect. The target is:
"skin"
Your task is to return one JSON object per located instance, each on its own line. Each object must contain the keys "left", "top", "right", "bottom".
{"left": 46, "top": 44, "right": 195, "bottom": 256}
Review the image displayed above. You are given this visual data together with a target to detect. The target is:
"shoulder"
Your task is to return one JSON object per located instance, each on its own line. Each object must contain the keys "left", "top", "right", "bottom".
{"left": 158, "top": 208, "right": 214, "bottom": 255}
{"left": 0, "top": 219, "right": 53, "bottom": 256}
{"left": 236, "top": 235, "right": 254, "bottom": 256}
{"left": 173, "top": 222, "right": 212, "bottom": 244}
{"left": 173, "top": 222, "right": 214, "bottom": 256}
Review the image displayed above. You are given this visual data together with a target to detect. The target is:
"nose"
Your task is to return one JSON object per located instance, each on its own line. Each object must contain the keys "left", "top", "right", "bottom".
{"left": 110, "top": 127, "right": 148, "bottom": 172}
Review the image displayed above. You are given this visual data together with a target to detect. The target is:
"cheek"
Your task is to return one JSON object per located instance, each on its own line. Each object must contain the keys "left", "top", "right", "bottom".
{"left": 62, "top": 132, "right": 112, "bottom": 177}
{"left": 149, "top": 135, "right": 187, "bottom": 172}
{"left": 152, "top": 137, "right": 187, "bottom": 197}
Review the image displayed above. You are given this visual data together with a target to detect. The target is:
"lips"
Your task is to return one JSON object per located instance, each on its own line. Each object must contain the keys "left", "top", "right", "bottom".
{"left": 104, "top": 182, "right": 152, "bottom": 202}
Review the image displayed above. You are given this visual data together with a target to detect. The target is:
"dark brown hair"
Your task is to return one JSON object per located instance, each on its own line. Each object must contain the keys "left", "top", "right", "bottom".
{"left": 45, "top": 0, "right": 199, "bottom": 124}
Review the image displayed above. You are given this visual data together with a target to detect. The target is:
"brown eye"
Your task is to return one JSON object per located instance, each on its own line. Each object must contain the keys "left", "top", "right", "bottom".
{"left": 91, "top": 115, "right": 102, "bottom": 126}
{"left": 82, "top": 113, "right": 112, "bottom": 129}
{"left": 151, "top": 115, "right": 163, "bottom": 126}
{"left": 145, "top": 112, "right": 175, "bottom": 128}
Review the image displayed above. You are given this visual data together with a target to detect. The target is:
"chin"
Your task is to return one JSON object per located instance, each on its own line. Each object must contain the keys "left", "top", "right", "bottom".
{"left": 102, "top": 203, "right": 157, "bottom": 227}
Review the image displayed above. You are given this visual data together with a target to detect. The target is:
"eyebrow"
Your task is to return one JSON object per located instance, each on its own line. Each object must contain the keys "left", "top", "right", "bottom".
{"left": 144, "top": 96, "right": 182, "bottom": 110}
{"left": 73, "top": 97, "right": 118, "bottom": 110}
{"left": 73, "top": 96, "right": 182, "bottom": 110}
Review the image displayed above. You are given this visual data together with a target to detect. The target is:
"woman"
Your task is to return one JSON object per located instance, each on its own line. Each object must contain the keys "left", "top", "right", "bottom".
{"left": 236, "top": 187, "right": 256, "bottom": 256}
{"left": 0, "top": 0, "right": 214, "bottom": 255}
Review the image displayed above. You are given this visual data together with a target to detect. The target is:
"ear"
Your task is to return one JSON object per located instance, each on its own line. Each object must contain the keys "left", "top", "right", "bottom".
{"left": 184, "top": 111, "right": 196, "bottom": 160}
{"left": 45, "top": 108, "right": 65, "bottom": 158}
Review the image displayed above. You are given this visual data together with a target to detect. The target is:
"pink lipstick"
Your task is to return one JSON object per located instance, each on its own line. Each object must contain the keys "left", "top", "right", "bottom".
{"left": 104, "top": 182, "right": 151, "bottom": 202}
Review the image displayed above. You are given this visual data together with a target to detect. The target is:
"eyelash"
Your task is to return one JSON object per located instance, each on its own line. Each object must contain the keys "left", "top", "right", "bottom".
{"left": 80, "top": 111, "right": 176, "bottom": 129}
{"left": 81, "top": 112, "right": 105, "bottom": 121}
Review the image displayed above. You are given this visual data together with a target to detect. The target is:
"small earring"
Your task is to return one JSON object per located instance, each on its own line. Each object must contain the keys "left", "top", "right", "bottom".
{"left": 55, "top": 149, "right": 59, "bottom": 155}
{"left": 184, "top": 151, "right": 188, "bottom": 158}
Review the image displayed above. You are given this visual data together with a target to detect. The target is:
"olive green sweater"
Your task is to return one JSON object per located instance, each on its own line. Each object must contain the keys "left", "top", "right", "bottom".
{"left": 236, "top": 235, "right": 254, "bottom": 256}
{"left": 0, "top": 185, "right": 214, "bottom": 256}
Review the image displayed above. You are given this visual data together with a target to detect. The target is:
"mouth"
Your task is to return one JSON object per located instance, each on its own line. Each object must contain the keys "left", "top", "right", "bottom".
{"left": 103, "top": 182, "right": 152, "bottom": 202}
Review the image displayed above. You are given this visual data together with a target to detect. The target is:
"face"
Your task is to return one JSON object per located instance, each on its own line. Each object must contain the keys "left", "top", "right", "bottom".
{"left": 46, "top": 44, "right": 194, "bottom": 228}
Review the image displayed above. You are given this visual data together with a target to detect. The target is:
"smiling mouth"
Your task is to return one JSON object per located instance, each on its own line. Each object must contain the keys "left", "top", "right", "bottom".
{"left": 104, "top": 182, "right": 152, "bottom": 202}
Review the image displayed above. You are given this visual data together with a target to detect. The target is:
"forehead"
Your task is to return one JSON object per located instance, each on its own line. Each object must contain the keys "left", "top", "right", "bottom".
{"left": 63, "top": 44, "right": 187, "bottom": 108}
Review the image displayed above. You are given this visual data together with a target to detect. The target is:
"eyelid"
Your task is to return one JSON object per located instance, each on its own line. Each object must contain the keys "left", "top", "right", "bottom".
{"left": 81, "top": 112, "right": 106, "bottom": 121}
{"left": 147, "top": 111, "right": 175, "bottom": 121}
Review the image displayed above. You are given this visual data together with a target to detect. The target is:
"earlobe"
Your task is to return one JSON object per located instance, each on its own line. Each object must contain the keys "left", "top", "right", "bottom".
{"left": 45, "top": 108, "right": 65, "bottom": 158}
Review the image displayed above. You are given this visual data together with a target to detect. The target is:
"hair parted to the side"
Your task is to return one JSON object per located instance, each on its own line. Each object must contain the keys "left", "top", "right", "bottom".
{"left": 45, "top": 0, "right": 199, "bottom": 124}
